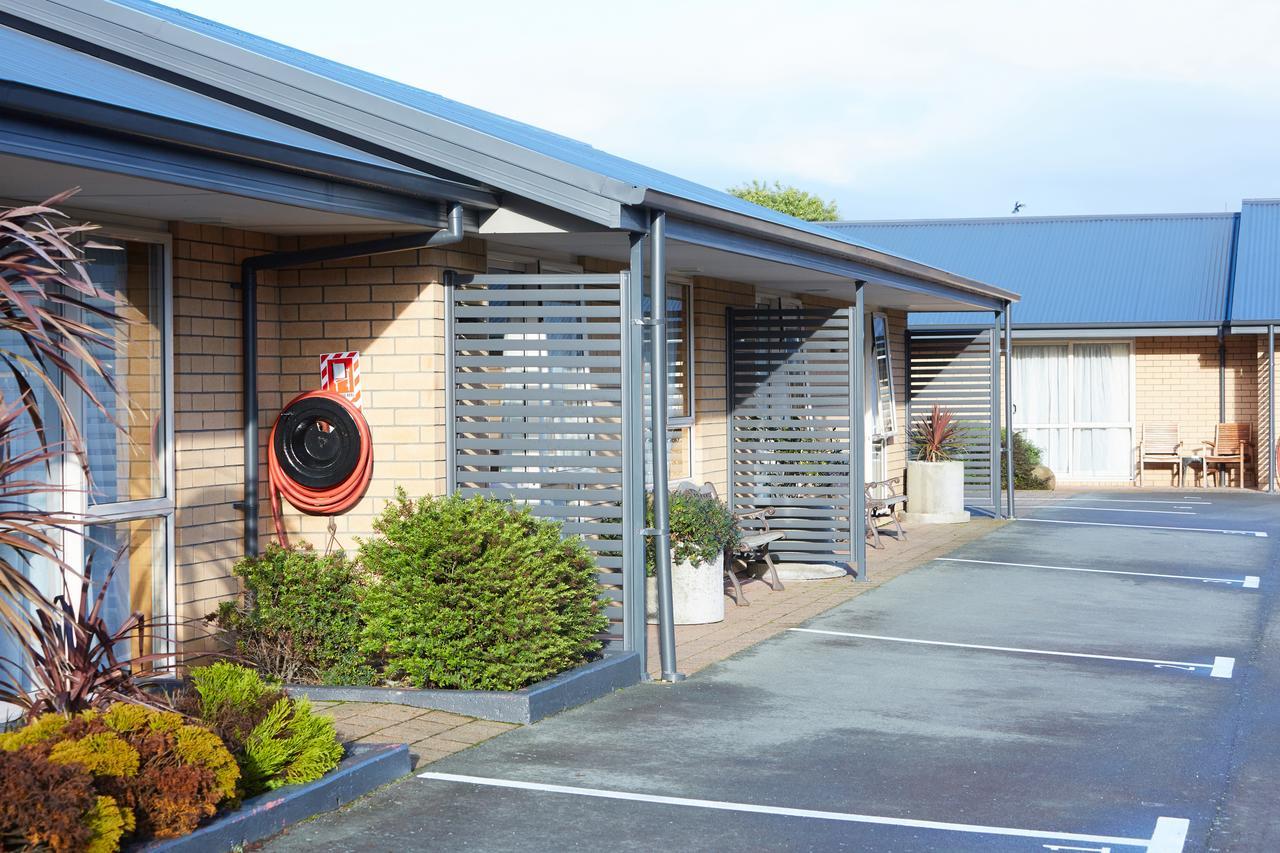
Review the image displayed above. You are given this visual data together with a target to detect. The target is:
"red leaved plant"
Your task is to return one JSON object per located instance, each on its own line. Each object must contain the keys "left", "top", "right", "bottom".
{"left": 908, "top": 404, "right": 968, "bottom": 462}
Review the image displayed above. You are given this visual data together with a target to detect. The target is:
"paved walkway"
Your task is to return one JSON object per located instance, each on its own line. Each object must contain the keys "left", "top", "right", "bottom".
{"left": 268, "top": 489, "right": 1280, "bottom": 851}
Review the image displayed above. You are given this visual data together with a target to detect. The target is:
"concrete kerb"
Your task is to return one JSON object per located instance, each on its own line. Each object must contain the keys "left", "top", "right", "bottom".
{"left": 137, "top": 742, "right": 410, "bottom": 852}
{"left": 288, "top": 651, "right": 643, "bottom": 725}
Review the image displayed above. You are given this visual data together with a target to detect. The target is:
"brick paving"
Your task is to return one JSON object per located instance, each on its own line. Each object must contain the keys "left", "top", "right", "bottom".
{"left": 311, "top": 701, "right": 518, "bottom": 770}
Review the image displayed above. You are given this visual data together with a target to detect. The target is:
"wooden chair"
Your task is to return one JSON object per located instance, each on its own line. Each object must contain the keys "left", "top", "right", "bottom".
{"left": 1136, "top": 424, "right": 1183, "bottom": 487}
{"left": 1203, "top": 423, "right": 1252, "bottom": 488}
{"left": 673, "top": 481, "right": 784, "bottom": 606}
{"left": 866, "top": 476, "right": 907, "bottom": 548}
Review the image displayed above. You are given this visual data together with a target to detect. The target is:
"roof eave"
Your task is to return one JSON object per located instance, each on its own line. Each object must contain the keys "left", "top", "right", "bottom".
{"left": 646, "top": 190, "right": 1019, "bottom": 305}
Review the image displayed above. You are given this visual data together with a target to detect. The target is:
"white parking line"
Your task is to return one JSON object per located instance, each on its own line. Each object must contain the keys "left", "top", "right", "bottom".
{"left": 1038, "top": 506, "right": 1196, "bottom": 515}
{"left": 788, "top": 628, "right": 1235, "bottom": 678}
{"left": 417, "top": 772, "right": 1187, "bottom": 851}
{"left": 1020, "top": 517, "right": 1268, "bottom": 537}
{"left": 937, "top": 557, "right": 1260, "bottom": 589}
{"left": 1066, "top": 498, "right": 1212, "bottom": 506}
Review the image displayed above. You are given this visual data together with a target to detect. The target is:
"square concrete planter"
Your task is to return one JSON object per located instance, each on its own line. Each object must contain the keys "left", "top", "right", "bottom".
{"left": 903, "top": 460, "right": 971, "bottom": 524}
{"left": 135, "top": 742, "right": 409, "bottom": 852}
{"left": 286, "top": 650, "right": 642, "bottom": 725}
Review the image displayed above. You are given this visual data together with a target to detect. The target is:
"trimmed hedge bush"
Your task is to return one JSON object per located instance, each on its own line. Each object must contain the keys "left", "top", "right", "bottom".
{"left": 358, "top": 490, "right": 609, "bottom": 691}
{"left": 1001, "top": 429, "right": 1052, "bottom": 490}
{"left": 213, "top": 543, "right": 373, "bottom": 685}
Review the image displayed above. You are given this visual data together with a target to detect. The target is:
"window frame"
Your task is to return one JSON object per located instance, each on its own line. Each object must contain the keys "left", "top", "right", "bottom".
{"left": 61, "top": 225, "right": 175, "bottom": 654}
{"left": 1011, "top": 338, "right": 1136, "bottom": 480}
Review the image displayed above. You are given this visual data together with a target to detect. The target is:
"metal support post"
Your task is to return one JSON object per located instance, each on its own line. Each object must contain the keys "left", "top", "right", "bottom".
{"left": 649, "top": 211, "right": 681, "bottom": 681}
{"left": 1003, "top": 305, "right": 1016, "bottom": 518}
{"left": 851, "top": 283, "right": 867, "bottom": 579}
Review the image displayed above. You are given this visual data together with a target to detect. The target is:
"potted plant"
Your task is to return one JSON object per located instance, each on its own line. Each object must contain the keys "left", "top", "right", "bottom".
{"left": 903, "top": 404, "right": 971, "bottom": 524}
{"left": 646, "top": 489, "right": 739, "bottom": 625}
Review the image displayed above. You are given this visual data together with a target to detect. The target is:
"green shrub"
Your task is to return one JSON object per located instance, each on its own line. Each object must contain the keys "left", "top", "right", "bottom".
{"left": 358, "top": 490, "right": 609, "bottom": 691}
{"left": 646, "top": 489, "right": 739, "bottom": 575}
{"left": 181, "top": 662, "right": 343, "bottom": 798}
{"left": 212, "top": 543, "right": 373, "bottom": 685}
{"left": 1001, "top": 430, "right": 1052, "bottom": 490}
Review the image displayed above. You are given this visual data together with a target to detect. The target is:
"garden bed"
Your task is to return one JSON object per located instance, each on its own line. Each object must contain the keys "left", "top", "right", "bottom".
{"left": 287, "top": 650, "right": 642, "bottom": 724}
{"left": 136, "top": 742, "right": 409, "bottom": 852}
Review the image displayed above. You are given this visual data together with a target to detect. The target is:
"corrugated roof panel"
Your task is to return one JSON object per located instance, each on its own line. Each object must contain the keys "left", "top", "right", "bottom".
{"left": 826, "top": 214, "right": 1237, "bottom": 326}
{"left": 0, "top": 23, "right": 419, "bottom": 173}
{"left": 104, "top": 0, "right": 917, "bottom": 254}
{"left": 1231, "top": 199, "right": 1280, "bottom": 324}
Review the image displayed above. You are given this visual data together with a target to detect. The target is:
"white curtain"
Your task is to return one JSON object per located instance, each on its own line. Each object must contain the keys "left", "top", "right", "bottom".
{"left": 1013, "top": 345, "right": 1069, "bottom": 473}
{"left": 1071, "top": 344, "right": 1131, "bottom": 475}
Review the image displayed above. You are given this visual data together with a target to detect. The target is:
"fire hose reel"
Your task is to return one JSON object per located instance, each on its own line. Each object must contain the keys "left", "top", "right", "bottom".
{"left": 268, "top": 389, "right": 373, "bottom": 546}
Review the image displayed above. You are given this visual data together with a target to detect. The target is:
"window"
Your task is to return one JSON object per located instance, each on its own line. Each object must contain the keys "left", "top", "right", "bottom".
{"left": 65, "top": 234, "right": 174, "bottom": 659}
{"left": 1013, "top": 341, "right": 1133, "bottom": 478}
{"left": 868, "top": 313, "right": 897, "bottom": 438}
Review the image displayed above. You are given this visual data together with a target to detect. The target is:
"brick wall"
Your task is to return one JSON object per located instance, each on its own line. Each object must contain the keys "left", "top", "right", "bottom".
{"left": 169, "top": 224, "right": 485, "bottom": 640}
{"left": 1134, "top": 335, "right": 1258, "bottom": 486}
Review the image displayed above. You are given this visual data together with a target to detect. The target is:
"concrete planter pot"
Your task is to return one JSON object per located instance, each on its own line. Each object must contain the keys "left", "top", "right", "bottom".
{"left": 646, "top": 551, "right": 725, "bottom": 625}
{"left": 902, "top": 460, "right": 970, "bottom": 524}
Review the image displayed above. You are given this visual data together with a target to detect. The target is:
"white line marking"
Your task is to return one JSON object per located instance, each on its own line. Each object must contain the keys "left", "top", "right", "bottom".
{"left": 1067, "top": 498, "right": 1211, "bottom": 506}
{"left": 1211, "top": 656, "right": 1236, "bottom": 678}
{"left": 1148, "top": 817, "right": 1191, "bottom": 853}
{"left": 417, "top": 771, "right": 1179, "bottom": 850}
{"left": 789, "top": 628, "right": 1234, "bottom": 678}
{"left": 1038, "top": 505, "right": 1196, "bottom": 516}
{"left": 937, "top": 557, "right": 1259, "bottom": 588}
{"left": 1020, "top": 517, "right": 1268, "bottom": 537}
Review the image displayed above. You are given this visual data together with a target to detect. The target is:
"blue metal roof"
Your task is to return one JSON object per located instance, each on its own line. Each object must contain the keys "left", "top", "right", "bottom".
{"left": 0, "top": 23, "right": 416, "bottom": 173}
{"left": 1230, "top": 199, "right": 1280, "bottom": 324}
{"left": 827, "top": 214, "right": 1239, "bottom": 327}
{"left": 103, "top": 0, "right": 913, "bottom": 255}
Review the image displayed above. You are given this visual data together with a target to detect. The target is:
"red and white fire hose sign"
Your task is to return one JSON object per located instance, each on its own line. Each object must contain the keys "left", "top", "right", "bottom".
{"left": 320, "top": 351, "right": 362, "bottom": 409}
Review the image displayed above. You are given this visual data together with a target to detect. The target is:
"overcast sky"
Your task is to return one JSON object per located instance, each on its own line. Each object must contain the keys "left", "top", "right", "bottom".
{"left": 165, "top": 0, "right": 1280, "bottom": 220}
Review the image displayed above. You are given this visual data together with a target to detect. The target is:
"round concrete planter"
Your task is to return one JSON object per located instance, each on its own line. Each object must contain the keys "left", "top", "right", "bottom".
{"left": 646, "top": 551, "right": 725, "bottom": 625}
{"left": 903, "top": 460, "right": 970, "bottom": 524}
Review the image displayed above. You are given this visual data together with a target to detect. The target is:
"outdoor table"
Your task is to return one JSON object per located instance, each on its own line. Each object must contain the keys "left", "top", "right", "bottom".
{"left": 1181, "top": 455, "right": 1205, "bottom": 487}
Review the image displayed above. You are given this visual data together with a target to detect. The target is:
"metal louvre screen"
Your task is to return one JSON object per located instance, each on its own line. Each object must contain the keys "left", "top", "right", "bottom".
{"left": 446, "top": 273, "right": 635, "bottom": 643}
{"left": 727, "top": 308, "right": 854, "bottom": 569}
{"left": 907, "top": 328, "right": 996, "bottom": 507}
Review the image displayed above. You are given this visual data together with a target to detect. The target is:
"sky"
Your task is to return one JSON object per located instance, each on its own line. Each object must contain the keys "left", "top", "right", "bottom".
{"left": 163, "top": 0, "right": 1280, "bottom": 220}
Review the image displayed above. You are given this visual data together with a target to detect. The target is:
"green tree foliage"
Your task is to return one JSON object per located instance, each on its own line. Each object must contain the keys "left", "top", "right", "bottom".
{"left": 1001, "top": 430, "right": 1052, "bottom": 490}
{"left": 727, "top": 180, "right": 840, "bottom": 221}
{"left": 359, "top": 490, "right": 609, "bottom": 691}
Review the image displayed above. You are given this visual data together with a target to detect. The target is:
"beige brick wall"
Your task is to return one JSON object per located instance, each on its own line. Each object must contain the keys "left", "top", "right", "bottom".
{"left": 170, "top": 225, "right": 485, "bottom": 639}
{"left": 1256, "top": 335, "right": 1274, "bottom": 490}
{"left": 1134, "top": 335, "right": 1258, "bottom": 486}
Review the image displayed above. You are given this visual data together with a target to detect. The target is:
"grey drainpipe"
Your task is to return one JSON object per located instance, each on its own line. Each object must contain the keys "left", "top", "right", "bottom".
{"left": 1219, "top": 212, "right": 1242, "bottom": 423}
{"left": 237, "top": 202, "right": 465, "bottom": 556}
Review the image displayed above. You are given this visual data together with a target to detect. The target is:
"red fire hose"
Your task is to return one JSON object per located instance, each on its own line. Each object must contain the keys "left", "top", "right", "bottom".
{"left": 268, "top": 389, "right": 373, "bottom": 547}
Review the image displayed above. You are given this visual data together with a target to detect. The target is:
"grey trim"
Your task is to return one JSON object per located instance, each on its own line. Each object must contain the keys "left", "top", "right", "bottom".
{"left": 914, "top": 324, "right": 1221, "bottom": 339}
{"left": 624, "top": 235, "right": 646, "bottom": 667}
{"left": 1270, "top": 324, "right": 1276, "bottom": 495}
{"left": 138, "top": 744, "right": 410, "bottom": 853}
{"left": 664, "top": 214, "right": 1012, "bottom": 310}
{"left": 287, "top": 652, "right": 642, "bottom": 725}
{"left": 851, "top": 283, "right": 867, "bottom": 579}
{"left": 648, "top": 211, "right": 680, "bottom": 680}
{"left": 1003, "top": 306, "right": 1015, "bottom": 519}
{"left": 0, "top": 113, "right": 449, "bottom": 227}
{"left": 0, "top": 80, "right": 498, "bottom": 208}
{"left": 990, "top": 313, "right": 1001, "bottom": 515}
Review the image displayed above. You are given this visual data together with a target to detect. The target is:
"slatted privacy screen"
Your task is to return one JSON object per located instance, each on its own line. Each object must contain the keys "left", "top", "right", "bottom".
{"left": 907, "top": 328, "right": 996, "bottom": 507}
{"left": 727, "top": 308, "right": 855, "bottom": 569}
{"left": 446, "top": 273, "right": 635, "bottom": 643}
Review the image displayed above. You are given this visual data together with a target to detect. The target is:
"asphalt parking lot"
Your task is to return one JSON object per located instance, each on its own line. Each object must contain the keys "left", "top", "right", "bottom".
{"left": 266, "top": 490, "right": 1279, "bottom": 852}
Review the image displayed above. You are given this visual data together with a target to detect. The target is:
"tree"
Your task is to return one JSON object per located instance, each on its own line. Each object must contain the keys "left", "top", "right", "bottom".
{"left": 727, "top": 180, "right": 840, "bottom": 222}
